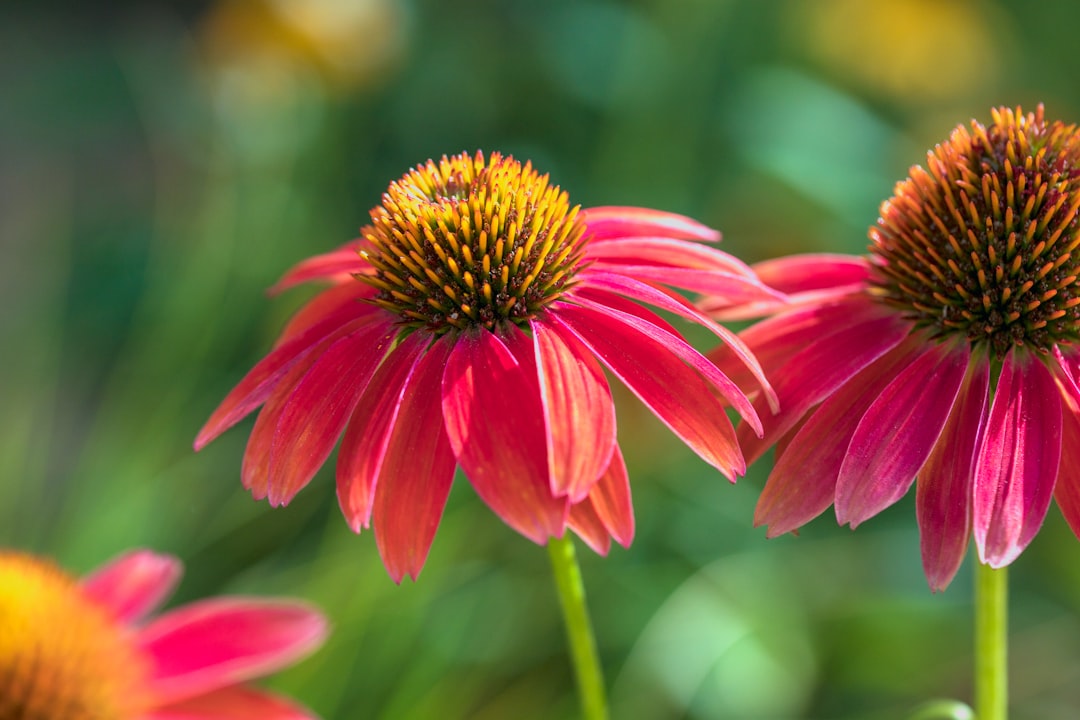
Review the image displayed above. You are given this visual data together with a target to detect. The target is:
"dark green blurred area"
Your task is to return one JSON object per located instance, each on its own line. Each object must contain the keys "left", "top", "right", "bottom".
{"left": 5, "top": 1, "right": 1080, "bottom": 718}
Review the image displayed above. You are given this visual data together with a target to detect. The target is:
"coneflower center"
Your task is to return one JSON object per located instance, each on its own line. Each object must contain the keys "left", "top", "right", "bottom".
{"left": 357, "top": 151, "right": 589, "bottom": 334}
{"left": 869, "top": 105, "right": 1080, "bottom": 356}
{"left": 0, "top": 553, "right": 146, "bottom": 720}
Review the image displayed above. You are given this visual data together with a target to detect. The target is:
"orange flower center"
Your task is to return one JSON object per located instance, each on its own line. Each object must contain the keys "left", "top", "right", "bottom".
{"left": 0, "top": 553, "right": 148, "bottom": 720}
{"left": 358, "top": 151, "right": 589, "bottom": 334}
{"left": 869, "top": 105, "right": 1080, "bottom": 356}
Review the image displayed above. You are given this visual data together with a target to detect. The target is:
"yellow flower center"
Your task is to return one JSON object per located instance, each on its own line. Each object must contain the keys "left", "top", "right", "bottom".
{"left": 358, "top": 151, "right": 589, "bottom": 333}
{"left": 0, "top": 553, "right": 148, "bottom": 720}
{"left": 870, "top": 105, "right": 1080, "bottom": 355}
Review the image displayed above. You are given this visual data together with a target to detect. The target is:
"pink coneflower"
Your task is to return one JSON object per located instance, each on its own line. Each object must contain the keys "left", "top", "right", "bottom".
{"left": 0, "top": 548, "right": 327, "bottom": 719}
{"left": 706, "top": 105, "right": 1080, "bottom": 591}
{"left": 195, "top": 151, "right": 778, "bottom": 582}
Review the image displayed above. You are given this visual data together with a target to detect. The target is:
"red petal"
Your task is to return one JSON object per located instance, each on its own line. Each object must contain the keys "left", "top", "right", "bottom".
{"left": 582, "top": 206, "right": 720, "bottom": 242}
{"left": 577, "top": 272, "right": 778, "bottom": 411}
{"left": 195, "top": 309, "right": 375, "bottom": 451}
{"left": 587, "top": 446, "right": 634, "bottom": 547}
{"left": 273, "top": 282, "right": 378, "bottom": 348}
{"left": 371, "top": 340, "right": 457, "bottom": 583}
{"left": 752, "top": 253, "right": 872, "bottom": 293}
{"left": 1053, "top": 407, "right": 1080, "bottom": 539}
{"left": 140, "top": 599, "right": 327, "bottom": 705}
{"left": 554, "top": 302, "right": 745, "bottom": 479}
{"left": 441, "top": 328, "right": 568, "bottom": 544}
{"left": 585, "top": 237, "right": 754, "bottom": 277}
{"left": 754, "top": 337, "right": 922, "bottom": 536}
{"left": 974, "top": 351, "right": 1063, "bottom": 567}
{"left": 532, "top": 316, "right": 616, "bottom": 502}
{"left": 148, "top": 686, "right": 316, "bottom": 720}
{"left": 568, "top": 499, "right": 611, "bottom": 555}
{"left": 267, "top": 241, "right": 369, "bottom": 295}
{"left": 835, "top": 341, "right": 970, "bottom": 527}
{"left": 335, "top": 333, "right": 431, "bottom": 532}
{"left": 80, "top": 550, "right": 182, "bottom": 624}
{"left": 736, "top": 308, "right": 912, "bottom": 466}
{"left": 917, "top": 357, "right": 990, "bottom": 591}
{"left": 588, "top": 265, "right": 781, "bottom": 304}
{"left": 264, "top": 323, "right": 397, "bottom": 506}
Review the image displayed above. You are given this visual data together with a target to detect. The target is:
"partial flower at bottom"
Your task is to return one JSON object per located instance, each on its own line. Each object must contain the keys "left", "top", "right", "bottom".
{"left": 706, "top": 105, "right": 1080, "bottom": 591}
{"left": 195, "top": 150, "right": 780, "bottom": 582}
{"left": 0, "top": 548, "right": 327, "bottom": 719}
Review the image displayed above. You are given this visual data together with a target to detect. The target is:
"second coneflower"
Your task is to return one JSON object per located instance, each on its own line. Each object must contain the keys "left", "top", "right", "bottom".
{"left": 196, "top": 151, "right": 778, "bottom": 582}
{"left": 706, "top": 105, "right": 1080, "bottom": 591}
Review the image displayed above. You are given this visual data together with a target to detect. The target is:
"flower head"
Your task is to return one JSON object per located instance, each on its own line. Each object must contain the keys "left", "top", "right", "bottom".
{"left": 196, "top": 151, "right": 779, "bottom": 582}
{"left": 707, "top": 105, "right": 1080, "bottom": 590}
{"left": 0, "top": 548, "right": 327, "bottom": 719}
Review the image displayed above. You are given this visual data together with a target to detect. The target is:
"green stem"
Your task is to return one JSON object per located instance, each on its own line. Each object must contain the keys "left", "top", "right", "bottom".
{"left": 974, "top": 562, "right": 1007, "bottom": 720}
{"left": 548, "top": 535, "right": 608, "bottom": 720}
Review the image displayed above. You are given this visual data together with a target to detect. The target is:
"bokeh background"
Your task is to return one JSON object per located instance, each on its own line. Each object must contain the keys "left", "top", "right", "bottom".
{"left": 5, "top": 0, "right": 1080, "bottom": 717}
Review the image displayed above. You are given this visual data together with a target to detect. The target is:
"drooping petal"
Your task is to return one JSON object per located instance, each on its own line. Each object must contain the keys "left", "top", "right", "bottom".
{"left": 576, "top": 272, "right": 778, "bottom": 410}
{"left": 140, "top": 600, "right": 327, "bottom": 705}
{"left": 80, "top": 550, "right": 182, "bottom": 624}
{"left": 586, "top": 265, "right": 781, "bottom": 304}
{"left": 441, "top": 328, "right": 568, "bottom": 544}
{"left": 585, "top": 446, "right": 633, "bottom": 548}
{"left": 195, "top": 310, "right": 376, "bottom": 451}
{"left": 737, "top": 309, "right": 913, "bottom": 465}
{"left": 1051, "top": 346, "right": 1080, "bottom": 411}
{"left": 567, "top": 498, "right": 611, "bottom": 555}
{"left": 267, "top": 240, "right": 369, "bottom": 295}
{"left": 264, "top": 323, "right": 398, "bottom": 507}
{"left": 974, "top": 351, "right": 1063, "bottom": 567}
{"left": 371, "top": 341, "right": 457, "bottom": 583}
{"left": 532, "top": 315, "right": 617, "bottom": 502}
{"left": 336, "top": 332, "right": 432, "bottom": 532}
{"left": 274, "top": 282, "right": 379, "bottom": 348}
{"left": 585, "top": 237, "right": 756, "bottom": 278}
{"left": 1052, "top": 406, "right": 1080, "bottom": 539}
{"left": 755, "top": 337, "right": 923, "bottom": 535}
{"left": 582, "top": 206, "right": 720, "bottom": 242}
{"left": 835, "top": 341, "right": 970, "bottom": 527}
{"left": 554, "top": 302, "right": 745, "bottom": 479}
{"left": 917, "top": 356, "right": 990, "bottom": 591}
{"left": 704, "top": 254, "right": 871, "bottom": 320}
{"left": 148, "top": 687, "right": 315, "bottom": 720}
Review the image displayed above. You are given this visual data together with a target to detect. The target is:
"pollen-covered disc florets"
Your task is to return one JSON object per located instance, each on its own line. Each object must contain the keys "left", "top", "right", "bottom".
{"left": 870, "top": 105, "right": 1080, "bottom": 355}
{"left": 0, "top": 552, "right": 146, "bottom": 720}
{"left": 358, "top": 151, "right": 589, "bottom": 333}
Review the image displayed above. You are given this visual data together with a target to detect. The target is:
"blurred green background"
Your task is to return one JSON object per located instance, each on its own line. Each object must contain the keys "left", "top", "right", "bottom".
{"left": 5, "top": 0, "right": 1080, "bottom": 717}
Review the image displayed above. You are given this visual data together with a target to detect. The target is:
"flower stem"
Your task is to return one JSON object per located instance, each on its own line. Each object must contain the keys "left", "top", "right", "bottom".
{"left": 548, "top": 535, "right": 608, "bottom": 720}
{"left": 974, "top": 562, "right": 1007, "bottom": 720}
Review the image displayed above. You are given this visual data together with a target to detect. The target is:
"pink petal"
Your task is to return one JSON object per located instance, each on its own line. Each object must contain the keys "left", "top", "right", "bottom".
{"left": 585, "top": 237, "right": 755, "bottom": 277}
{"left": 195, "top": 310, "right": 375, "bottom": 451}
{"left": 736, "top": 308, "right": 912, "bottom": 466}
{"left": 264, "top": 323, "right": 398, "bottom": 506}
{"left": 582, "top": 206, "right": 720, "bottom": 242}
{"left": 532, "top": 315, "right": 617, "bottom": 502}
{"left": 371, "top": 341, "right": 458, "bottom": 583}
{"left": 1053, "top": 406, "right": 1080, "bottom": 539}
{"left": 751, "top": 253, "right": 872, "bottom": 294}
{"left": 148, "top": 686, "right": 316, "bottom": 720}
{"left": 974, "top": 352, "right": 1063, "bottom": 567}
{"left": 441, "top": 328, "right": 568, "bottom": 544}
{"left": 587, "top": 265, "right": 781, "bottom": 304}
{"left": 1052, "top": 346, "right": 1080, "bottom": 411}
{"left": 577, "top": 272, "right": 779, "bottom": 411}
{"left": 80, "top": 550, "right": 182, "bottom": 624}
{"left": 554, "top": 301, "right": 745, "bottom": 479}
{"left": 755, "top": 336, "right": 923, "bottom": 535}
{"left": 917, "top": 357, "right": 990, "bottom": 591}
{"left": 586, "top": 446, "right": 634, "bottom": 548}
{"left": 140, "top": 599, "right": 327, "bottom": 705}
{"left": 835, "top": 341, "right": 970, "bottom": 527}
{"left": 568, "top": 499, "right": 611, "bottom": 555}
{"left": 268, "top": 241, "right": 369, "bottom": 295}
{"left": 273, "top": 282, "right": 378, "bottom": 348}
{"left": 336, "top": 333, "right": 432, "bottom": 532}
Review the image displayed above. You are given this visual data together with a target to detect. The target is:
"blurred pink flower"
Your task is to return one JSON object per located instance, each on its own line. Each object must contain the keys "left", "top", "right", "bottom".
{"left": 196, "top": 151, "right": 778, "bottom": 582}
{"left": 0, "top": 548, "right": 327, "bottom": 719}
{"left": 707, "top": 105, "right": 1080, "bottom": 591}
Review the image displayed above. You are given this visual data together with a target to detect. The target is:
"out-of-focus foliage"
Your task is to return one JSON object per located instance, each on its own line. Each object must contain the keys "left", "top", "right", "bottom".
{"left": 4, "top": 1, "right": 1080, "bottom": 717}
